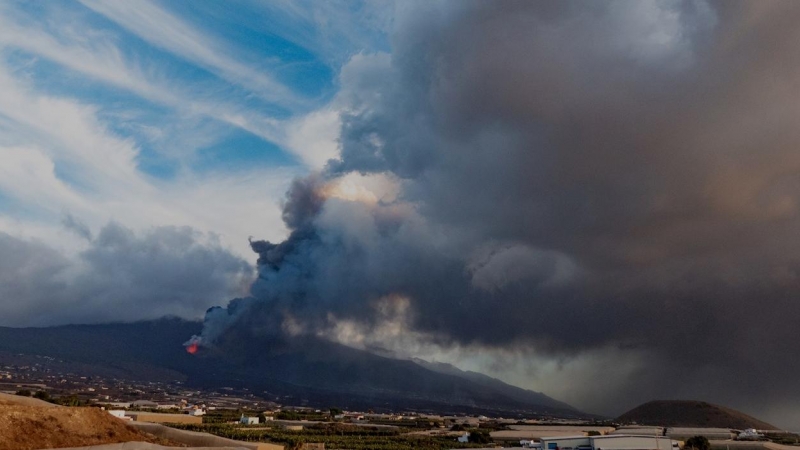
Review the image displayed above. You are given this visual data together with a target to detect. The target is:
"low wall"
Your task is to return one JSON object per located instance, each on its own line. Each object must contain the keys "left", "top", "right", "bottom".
{"left": 126, "top": 412, "right": 203, "bottom": 424}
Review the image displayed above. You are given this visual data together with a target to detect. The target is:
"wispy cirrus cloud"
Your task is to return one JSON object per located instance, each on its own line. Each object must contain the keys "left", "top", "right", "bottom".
{"left": 79, "top": 0, "right": 307, "bottom": 110}
{"left": 0, "top": 59, "right": 296, "bottom": 256}
{"left": 242, "top": 0, "right": 393, "bottom": 64}
{"left": 0, "top": 9, "right": 288, "bottom": 156}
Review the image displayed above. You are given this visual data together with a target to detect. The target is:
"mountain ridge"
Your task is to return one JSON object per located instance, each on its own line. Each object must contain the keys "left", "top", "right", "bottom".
{"left": 411, "top": 358, "right": 577, "bottom": 412}
{"left": 0, "top": 318, "right": 586, "bottom": 418}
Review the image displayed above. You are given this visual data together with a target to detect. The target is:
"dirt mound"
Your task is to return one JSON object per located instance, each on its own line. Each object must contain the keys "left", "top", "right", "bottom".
{"left": 0, "top": 402, "right": 181, "bottom": 450}
{"left": 0, "top": 392, "right": 63, "bottom": 408}
{"left": 617, "top": 400, "right": 778, "bottom": 430}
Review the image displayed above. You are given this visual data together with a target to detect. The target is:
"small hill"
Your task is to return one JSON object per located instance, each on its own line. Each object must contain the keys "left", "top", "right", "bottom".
{"left": 617, "top": 400, "right": 778, "bottom": 430}
{"left": 0, "top": 394, "right": 174, "bottom": 450}
{"left": 0, "top": 392, "right": 61, "bottom": 408}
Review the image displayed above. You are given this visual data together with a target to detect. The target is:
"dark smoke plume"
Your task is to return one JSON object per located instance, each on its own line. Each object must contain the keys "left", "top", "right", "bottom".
{"left": 193, "top": 1, "right": 800, "bottom": 427}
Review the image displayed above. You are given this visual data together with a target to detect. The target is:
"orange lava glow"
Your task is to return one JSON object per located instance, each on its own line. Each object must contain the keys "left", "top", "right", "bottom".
{"left": 186, "top": 343, "right": 199, "bottom": 355}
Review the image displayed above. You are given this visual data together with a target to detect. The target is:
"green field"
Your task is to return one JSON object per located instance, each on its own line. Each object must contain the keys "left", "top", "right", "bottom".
{"left": 168, "top": 422, "right": 493, "bottom": 450}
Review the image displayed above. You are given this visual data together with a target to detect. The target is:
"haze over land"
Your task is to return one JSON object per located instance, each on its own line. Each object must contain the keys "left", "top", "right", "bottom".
{"left": 1, "top": 0, "right": 800, "bottom": 429}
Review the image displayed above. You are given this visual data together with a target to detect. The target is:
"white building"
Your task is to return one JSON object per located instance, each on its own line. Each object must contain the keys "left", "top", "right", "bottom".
{"left": 240, "top": 415, "right": 260, "bottom": 425}
{"left": 156, "top": 403, "right": 180, "bottom": 410}
{"left": 541, "top": 435, "right": 679, "bottom": 450}
{"left": 457, "top": 432, "right": 470, "bottom": 443}
{"left": 108, "top": 410, "right": 131, "bottom": 421}
{"left": 737, "top": 429, "right": 762, "bottom": 440}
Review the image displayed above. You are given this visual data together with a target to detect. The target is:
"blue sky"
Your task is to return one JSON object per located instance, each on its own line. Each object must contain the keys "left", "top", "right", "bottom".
{"left": 0, "top": 0, "right": 391, "bottom": 257}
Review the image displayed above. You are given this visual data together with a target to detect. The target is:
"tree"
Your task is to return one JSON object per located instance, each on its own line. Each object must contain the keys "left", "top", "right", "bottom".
{"left": 329, "top": 407, "right": 342, "bottom": 416}
{"left": 15, "top": 389, "right": 31, "bottom": 397}
{"left": 468, "top": 430, "right": 492, "bottom": 444}
{"left": 33, "top": 391, "right": 51, "bottom": 401}
{"left": 54, "top": 395, "right": 83, "bottom": 407}
{"left": 685, "top": 435, "right": 710, "bottom": 450}
{"left": 588, "top": 431, "right": 601, "bottom": 436}
{"left": 276, "top": 410, "right": 301, "bottom": 420}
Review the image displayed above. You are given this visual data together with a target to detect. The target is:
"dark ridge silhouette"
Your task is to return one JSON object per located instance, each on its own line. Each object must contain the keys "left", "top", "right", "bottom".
{"left": 617, "top": 400, "right": 778, "bottom": 430}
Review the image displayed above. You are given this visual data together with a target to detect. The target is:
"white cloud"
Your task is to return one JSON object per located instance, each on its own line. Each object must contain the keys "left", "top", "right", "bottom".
{"left": 0, "top": 10, "right": 287, "bottom": 151}
{"left": 79, "top": 0, "right": 305, "bottom": 109}
{"left": 285, "top": 108, "right": 341, "bottom": 169}
{"left": 0, "top": 146, "right": 92, "bottom": 216}
{"left": 0, "top": 2, "right": 399, "bottom": 174}
{"left": 0, "top": 58, "right": 293, "bottom": 260}
{"left": 0, "top": 66, "right": 146, "bottom": 197}
{"left": 0, "top": 0, "right": 393, "bottom": 325}
{"left": 280, "top": 52, "right": 393, "bottom": 169}
{"left": 0, "top": 12, "right": 164, "bottom": 100}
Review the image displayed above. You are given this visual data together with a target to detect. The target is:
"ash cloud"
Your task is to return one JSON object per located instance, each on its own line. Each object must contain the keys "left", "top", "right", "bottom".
{"left": 0, "top": 222, "right": 252, "bottom": 326}
{"left": 197, "top": 1, "right": 800, "bottom": 426}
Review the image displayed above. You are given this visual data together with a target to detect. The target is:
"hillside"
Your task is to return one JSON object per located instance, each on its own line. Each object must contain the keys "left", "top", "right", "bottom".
{"left": 0, "top": 318, "right": 585, "bottom": 418}
{"left": 0, "top": 393, "right": 172, "bottom": 450}
{"left": 617, "top": 400, "right": 778, "bottom": 430}
{"left": 412, "top": 358, "right": 578, "bottom": 413}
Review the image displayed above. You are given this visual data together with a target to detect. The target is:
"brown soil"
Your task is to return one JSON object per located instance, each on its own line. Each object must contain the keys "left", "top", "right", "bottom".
{"left": 0, "top": 396, "right": 184, "bottom": 449}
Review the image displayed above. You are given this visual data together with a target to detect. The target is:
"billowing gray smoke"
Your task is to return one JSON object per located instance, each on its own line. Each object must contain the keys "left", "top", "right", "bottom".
{"left": 192, "top": 1, "right": 800, "bottom": 426}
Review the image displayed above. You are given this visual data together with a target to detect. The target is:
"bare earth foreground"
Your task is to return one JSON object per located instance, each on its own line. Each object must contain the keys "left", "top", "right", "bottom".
{"left": 0, "top": 393, "right": 177, "bottom": 450}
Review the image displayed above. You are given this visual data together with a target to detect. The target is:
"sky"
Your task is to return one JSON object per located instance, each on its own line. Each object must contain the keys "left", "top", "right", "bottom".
{"left": 0, "top": 0, "right": 390, "bottom": 321}
{"left": 2, "top": 0, "right": 800, "bottom": 428}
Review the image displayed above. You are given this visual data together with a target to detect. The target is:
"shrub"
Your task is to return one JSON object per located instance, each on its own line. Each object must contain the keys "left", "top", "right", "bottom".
{"left": 685, "top": 435, "right": 711, "bottom": 450}
{"left": 468, "top": 430, "right": 492, "bottom": 444}
{"left": 54, "top": 395, "right": 84, "bottom": 406}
